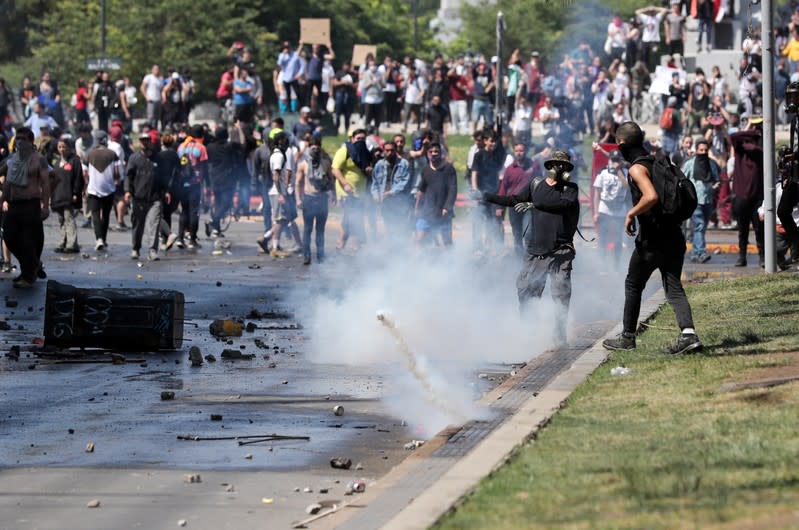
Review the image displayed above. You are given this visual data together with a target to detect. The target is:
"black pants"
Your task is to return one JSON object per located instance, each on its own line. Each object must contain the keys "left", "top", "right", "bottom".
{"left": 733, "top": 195, "right": 764, "bottom": 259}
{"left": 364, "top": 103, "right": 382, "bottom": 131}
{"left": 88, "top": 194, "right": 114, "bottom": 243}
{"left": 622, "top": 238, "right": 695, "bottom": 334}
{"left": 302, "top": 193, "right": 329, "bottom": 260}
{"left": 516, "top": 246, "right": 575, "bottom": 344}
{"left": 778, "top": 181, "right": 799, "bottom": 247}
{"left": 212, "top": 187, "right": 235, "bottom": 231}
{"left": 178, "top": 185, "right": 202, "bottom": 241}
{"left": 131, "top": 199, "right": 159, "bottom": 252}
{"left": 3, "top": 200, "right": 44, "bottom": 282}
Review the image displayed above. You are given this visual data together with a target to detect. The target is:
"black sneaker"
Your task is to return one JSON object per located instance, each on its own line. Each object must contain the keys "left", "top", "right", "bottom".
{"left": 734, "top": 257, "right": 747, "bottom": 267}
{"left": 257, "top": 238, "right": 270, "bottom": 254}
{"left": 663, "top": 333, "right": 703, "bottom": 355}
{"left": 303, "top": 255, "right": 311, "bottom": 265}
{"left": 602, "top": 332, "right": 636, "bottom": 351}
{"left": 36, "top": 263, "right": 47, "bottom": 279}
{"left": 204, "top": 221, "right": 212, "bottom": 238}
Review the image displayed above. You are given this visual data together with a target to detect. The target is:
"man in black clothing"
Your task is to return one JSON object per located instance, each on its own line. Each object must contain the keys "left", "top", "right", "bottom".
{"left": 471, "top": 131, "right": 506, "bottom": 252}
{"left": 125, "top": 133, "right": 170, "bottom": 261}
{"left": 602, "top": 121, "right": 703, "bottom": 355}
{"left": 205, "top": 128, "right": 236, "bottom": 236}
{"left": 414, "top": 143, "right": 457, "bottom": 246}
{"left": 476, "top": 149, "right": 579, "bottom": 346}
{"left": 426, "top": 95, "right": 450, "bottom": 137}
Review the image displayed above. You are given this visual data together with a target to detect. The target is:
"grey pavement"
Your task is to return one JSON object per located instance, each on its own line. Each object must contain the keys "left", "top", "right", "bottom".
{"left": 0, "top": 208, "right": 780, "bottom": 530}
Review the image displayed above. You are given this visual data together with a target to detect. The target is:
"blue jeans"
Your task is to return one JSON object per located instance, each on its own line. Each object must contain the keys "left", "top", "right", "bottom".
{"left": 690, "top": 203, "right": 713, "bottom": 258}
{"left": 697, "top": 19, "right": 712, "bottom": 47}
{"left": 302, "top": 194, "right": 328, "bottom": 259}
{"left": 471, "top": 99, "right": 493, "bottom": 129}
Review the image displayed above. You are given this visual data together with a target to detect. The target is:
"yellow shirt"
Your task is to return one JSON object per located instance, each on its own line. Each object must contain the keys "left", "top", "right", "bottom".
{"left": 782, "top": 38, "right": 799, "bottom": 61}
{"left": 332, "top": 144, "right": 366, "bottom": 199}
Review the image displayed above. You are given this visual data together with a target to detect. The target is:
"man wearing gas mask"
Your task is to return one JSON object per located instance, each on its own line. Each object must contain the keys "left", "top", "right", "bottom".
{"left": 473, "top": 150, "right": 579, "bottom": 347}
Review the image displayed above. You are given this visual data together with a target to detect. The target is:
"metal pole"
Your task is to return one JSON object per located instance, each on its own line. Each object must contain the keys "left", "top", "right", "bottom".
{"left": 100, "top": 0, "right": 107, "bottom": 59}
{"left": 762, "top": 0, "right": 776, "bottom": 273}
{"left": 412, "top": 0, "right": 419, "bottom": 53}
{"left": 495, "top": 11, "right": 505, "bottom": 134}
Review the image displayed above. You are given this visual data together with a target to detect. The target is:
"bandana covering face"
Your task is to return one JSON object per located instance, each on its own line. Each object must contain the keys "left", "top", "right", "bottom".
{"left": 7, "top": 139, "right": 34, "bottom": 187}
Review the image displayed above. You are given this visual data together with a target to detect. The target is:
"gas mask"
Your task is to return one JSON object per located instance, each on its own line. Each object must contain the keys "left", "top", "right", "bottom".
{"left": 547, "top": 165, "right": 571, "bottom": 182}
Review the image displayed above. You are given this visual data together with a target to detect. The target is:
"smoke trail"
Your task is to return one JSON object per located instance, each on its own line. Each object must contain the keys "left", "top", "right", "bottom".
{"left": 376, "top": 310, "right": 468, "bottom": 423}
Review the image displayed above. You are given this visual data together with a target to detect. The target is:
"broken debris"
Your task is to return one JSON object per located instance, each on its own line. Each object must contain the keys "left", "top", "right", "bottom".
{"left": 183, "top": 474, "right": 202, "bottom": 484}
{"left": 188, "top": 346, "right": 203, "bottom": 367}
{"left": 404, "top": 440, "right": 425, "bottom": 451}
{"left": 86, "top": 499, "right": 101, "bottom": 508}
{"left": 209, "top": 320, "right": 243, "bottom": 337}
{"left": 220, "top": 349, "right": 254, "bottom": 360}
{"left": 161, "top": 391, "right": 175, "bottom": 401}
{"left": 85, "top": 442, "right": 95, "bottom": 453}
{"left": 330, "top": 457, "right": 352, "bottom": 470}
{"left": 333, "top": 405, "right": 344, "bottom": 417}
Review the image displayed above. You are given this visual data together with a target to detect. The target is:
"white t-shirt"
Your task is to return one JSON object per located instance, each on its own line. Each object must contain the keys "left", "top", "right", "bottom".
{"left": 594, "top": 167, "right": 630, "bottom": 217}
{"left": 404, "top": 78, "right": 424, "bottom": 105}
{"left": 514, "top": 104, "right": 533, "bottom": 133}
{"left": 608, "top": 22, "right": 628, "bottom": 49}
{"left": 269, "top": 149, "right": 288, "bottom": 196}
{"left": 142, "top": 74, "right": 162, "bottom": 102}
{"left": 539, "top": 106, "right": 560, "bottom": 136}
{"left": 638, "top": 13, "right": 664, "bottom": 43}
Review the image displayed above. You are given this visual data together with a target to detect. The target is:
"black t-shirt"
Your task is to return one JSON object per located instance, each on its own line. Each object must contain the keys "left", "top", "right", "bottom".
{"left": 418, "top": 162, "right": 457, "bottom": 222}
{"left": 334, "top": 70, "right": 357, "bottom": 100}
{"left": 473, "top": 147, "right": 506, "bottom": 193}
{"left": 206, "top": 141, "right": 236, "bottom": 190}
{"left": 154, "top": 148, "right": 180, "bottom": 193}
{"left": 427, "top": 104, "right": 449, "bottom": 134}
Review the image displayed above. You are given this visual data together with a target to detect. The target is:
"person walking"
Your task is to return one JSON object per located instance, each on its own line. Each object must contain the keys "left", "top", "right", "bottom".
{"left": 50, "top": 137, "right": 84, "bottom": 253}
{"left": 0, "top": 127, "right": 51, "bottom": 289}
{"left": 602, "top": 121, "right": 702, "bottom": 355}
{"left": 296, "top": 136, "right": 334, "bottom": 265}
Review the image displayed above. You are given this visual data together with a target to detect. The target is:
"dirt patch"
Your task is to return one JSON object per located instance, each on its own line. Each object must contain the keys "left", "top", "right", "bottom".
{"left": 721, "top": 352, "right": 799, "bottom": 395}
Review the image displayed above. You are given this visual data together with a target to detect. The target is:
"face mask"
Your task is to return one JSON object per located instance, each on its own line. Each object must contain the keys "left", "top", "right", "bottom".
{"left": 619, "top": 143, "right": 637, "bottom": 163}
{"left": 429, "top": 152, "right": 442, "bottom": 166}
{"left": 696, "top": 153, "right": 709, "bottom": 161}
{"left": 547, "top": 166, "right": 571, "bottom": 182}
{"left": 310, "top": 148, "right": 321, "bottom": 162}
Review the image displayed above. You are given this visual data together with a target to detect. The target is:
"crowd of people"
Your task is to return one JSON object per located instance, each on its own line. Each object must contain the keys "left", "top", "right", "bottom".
{"left": 3, "top": 0, "right": 799, "bottom": 292}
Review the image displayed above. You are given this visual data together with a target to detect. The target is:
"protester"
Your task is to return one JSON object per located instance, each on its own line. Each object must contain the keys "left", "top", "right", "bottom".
{"left": 592, "top": 149, "right": 630, "bottom": 270}
{"left": 602, "top": 121, "right": 702, "bottom": 355}
{"left": 682, "top": 139, "right": 720, "bottom": 264}
{"left": 414, "top": 142, "right": 457, "bottom": 247}
{"left": 474, "top": 149, "right": 580, "bottom": 347}
{"left": 50, "top": 137, "right": 84, "bottom": 253}
{"left": 296, "top": 136, "right": 334, "bottom": 264}
{"left": 0, "top": 127, "right": 50, "bottom": 288}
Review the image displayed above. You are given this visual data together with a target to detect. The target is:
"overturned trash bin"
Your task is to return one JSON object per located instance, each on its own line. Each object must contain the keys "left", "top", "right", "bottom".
{"left": 44, "top": 280, "right": 184, "bottom": 350}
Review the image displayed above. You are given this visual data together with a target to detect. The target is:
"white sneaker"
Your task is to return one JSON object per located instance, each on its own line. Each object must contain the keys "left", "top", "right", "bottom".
{"left": 165, "top": 233, "right": 178, "bottom": 251}
{"left": 95, "top": 239, "right": 106, "bottom": 251}
{"left": 130, "top": 249, "right": 140, "bottom": 260}
{"left": 148, "top": 249, "right": 160, "bottom": 261}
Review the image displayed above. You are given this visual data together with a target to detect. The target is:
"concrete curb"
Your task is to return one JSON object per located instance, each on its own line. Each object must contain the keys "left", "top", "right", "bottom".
{"left": 377, "top": 290, "right": 667, "bottom": 530}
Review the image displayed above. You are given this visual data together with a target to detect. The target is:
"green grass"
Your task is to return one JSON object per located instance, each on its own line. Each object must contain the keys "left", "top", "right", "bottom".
{"left": 434, "top": 274, "right": 799, "bottom": 530}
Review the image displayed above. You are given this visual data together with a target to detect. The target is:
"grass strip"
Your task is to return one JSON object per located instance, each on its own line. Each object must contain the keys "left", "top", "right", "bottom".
{"left": 435, "top": 274, "right": 799, "bottom": 530}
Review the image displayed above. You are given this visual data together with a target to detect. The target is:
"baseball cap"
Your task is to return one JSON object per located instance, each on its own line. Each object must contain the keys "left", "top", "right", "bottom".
{"left": 749, "top": 115, "right": 764, "bottom": 124}
{"left": 300, "top": 106, "right": 311, "bottom": 114}
{"left": 491, "top": 56, "right": 498, "bottom": 63}
{"left": 531, "top": 51, "right": 540, "bottom": 57}
{"left": 138, "top": 132, "right": 151, "bottom": 141}
{"left": 171, "top": 72, "right": 180, "bottom": 80}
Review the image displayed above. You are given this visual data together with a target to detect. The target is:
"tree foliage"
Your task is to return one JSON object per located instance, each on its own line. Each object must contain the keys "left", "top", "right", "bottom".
{"left": 6, "top": 0, "right": 434, "bottom": 101}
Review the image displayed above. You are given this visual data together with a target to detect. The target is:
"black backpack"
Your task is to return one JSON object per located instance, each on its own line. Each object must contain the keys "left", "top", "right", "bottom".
{"left": 635, "top": 156, "right": 697, "bottom": 222}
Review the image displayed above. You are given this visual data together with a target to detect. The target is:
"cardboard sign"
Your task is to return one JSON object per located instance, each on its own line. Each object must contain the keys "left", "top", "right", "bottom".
{"left": 300, "top": 18, "right": 331, "bottom": 45}
{"left": 352, "top": 44, "right": 377, "bottom": 67}
{"left": 649, "top": 65, "right": 686, "bottom": 96}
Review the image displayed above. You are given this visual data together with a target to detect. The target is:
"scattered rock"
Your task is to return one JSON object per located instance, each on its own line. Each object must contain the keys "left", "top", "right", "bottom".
{"left": 85, "top": 442, "right": 95, "bottom": 453}
{"left": 245, "top": 322, "right": 257, "bottom": 333}
{"left": 110, "top": 353, "right": 125, "bottom": 365}
{"left": 254, "top": 338, "right": 268, "bottom": 349}
{"left": 220, "top": 349, "right": 254, "bottom": 360}
{"left": 305, "top": 503, "right": 323, "bottom": 515}
{"left": 245, "top": 454, "right": 253, "bottom": 460}
{"left": 261, "top": 497, "right": 273, "bottom": 504}
{"left": 318, "top": 488, "right": 329, "bottom": 494}
{"left": 210, "top": 414, "right": 223, "bottom": 421}
{"left": 86, "top": 499, "right": 100, "bottom": 508}
{"left": 161, "top": 391, "right": 175, "bottom": 401}
{"left": 225, "top": 484, "right": 235, "bottom": 492}
{"left": 344, "top": 487, "right": 353, "bottom": 495}
{"left": 282, "top": 380, "right": 288, "bottom": 385}
{"left": 248, "top": 264, "right": 261, "bottom": 270}
{"left": 188, "top": 346, "right": 203, "bottom": 367}
{"left": 27, "top": 363, "right": 36, "bottom": 370}
{"left": 303, "top": 487, "right": 312, "bottom": 493}
{"left": 204, "top": 354, "right": 217, "bottom": 363}
{"left": 5, "top": 299, "right": 18, "bottom": 308}
{"left": 355, "top": 462, "right": 364, "bottom": 470}
{"left": 330, "top": 457, "right": 352, "bottom": 470}
{"left": 215, "top": 281, "right": 222, "bottom": 287}
{"left": 7, "top": 346, "right": 20, "bottom": 361}
{"left": 183, "top": 473, "right": 202, "bottom": 484}
{"left": 349, "top": 480, "right": 366, "bottom": 493}
{"left": 0, "top": 321, "right": 10, "bottom": 331}
{"left": 404, "top": 440, "right": 425, "bottom": 451}
{"left": 267, "top": 362, "right": 276, "bottom": 368}
{"left": 610, "top": 366, "right": 631, "bottom": 376}
{"left": 294, "top": 487, "right": 300, "bottom": 492}
{"left": 333, "top": 405, "right": 344, "bottom": 417}
{"left": 68, "top": 428, "right": 75, "bottom": 434}
{"left": 178, "top": 519, "right": 187, "bottom": 527}
{"left": 209, "top": 320, "right": 243, "bottom": 337}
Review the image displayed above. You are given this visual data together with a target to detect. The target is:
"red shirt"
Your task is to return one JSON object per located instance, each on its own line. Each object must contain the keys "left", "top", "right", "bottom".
{"left": 448, "top": 74, "right": 469, "bottom": 102}
{"left": 75, "top": 87, "right": 88, "bottom": 110}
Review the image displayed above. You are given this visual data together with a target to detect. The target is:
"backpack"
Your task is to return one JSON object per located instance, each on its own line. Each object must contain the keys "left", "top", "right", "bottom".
{"left": 659, "top": 107, "right": 674, "bottom": 130}
{"left": 635, "top": 156, "right": 697, "bottom": 222}
{"left": 307, "top": 157, "right": 333, "bottom": 192}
